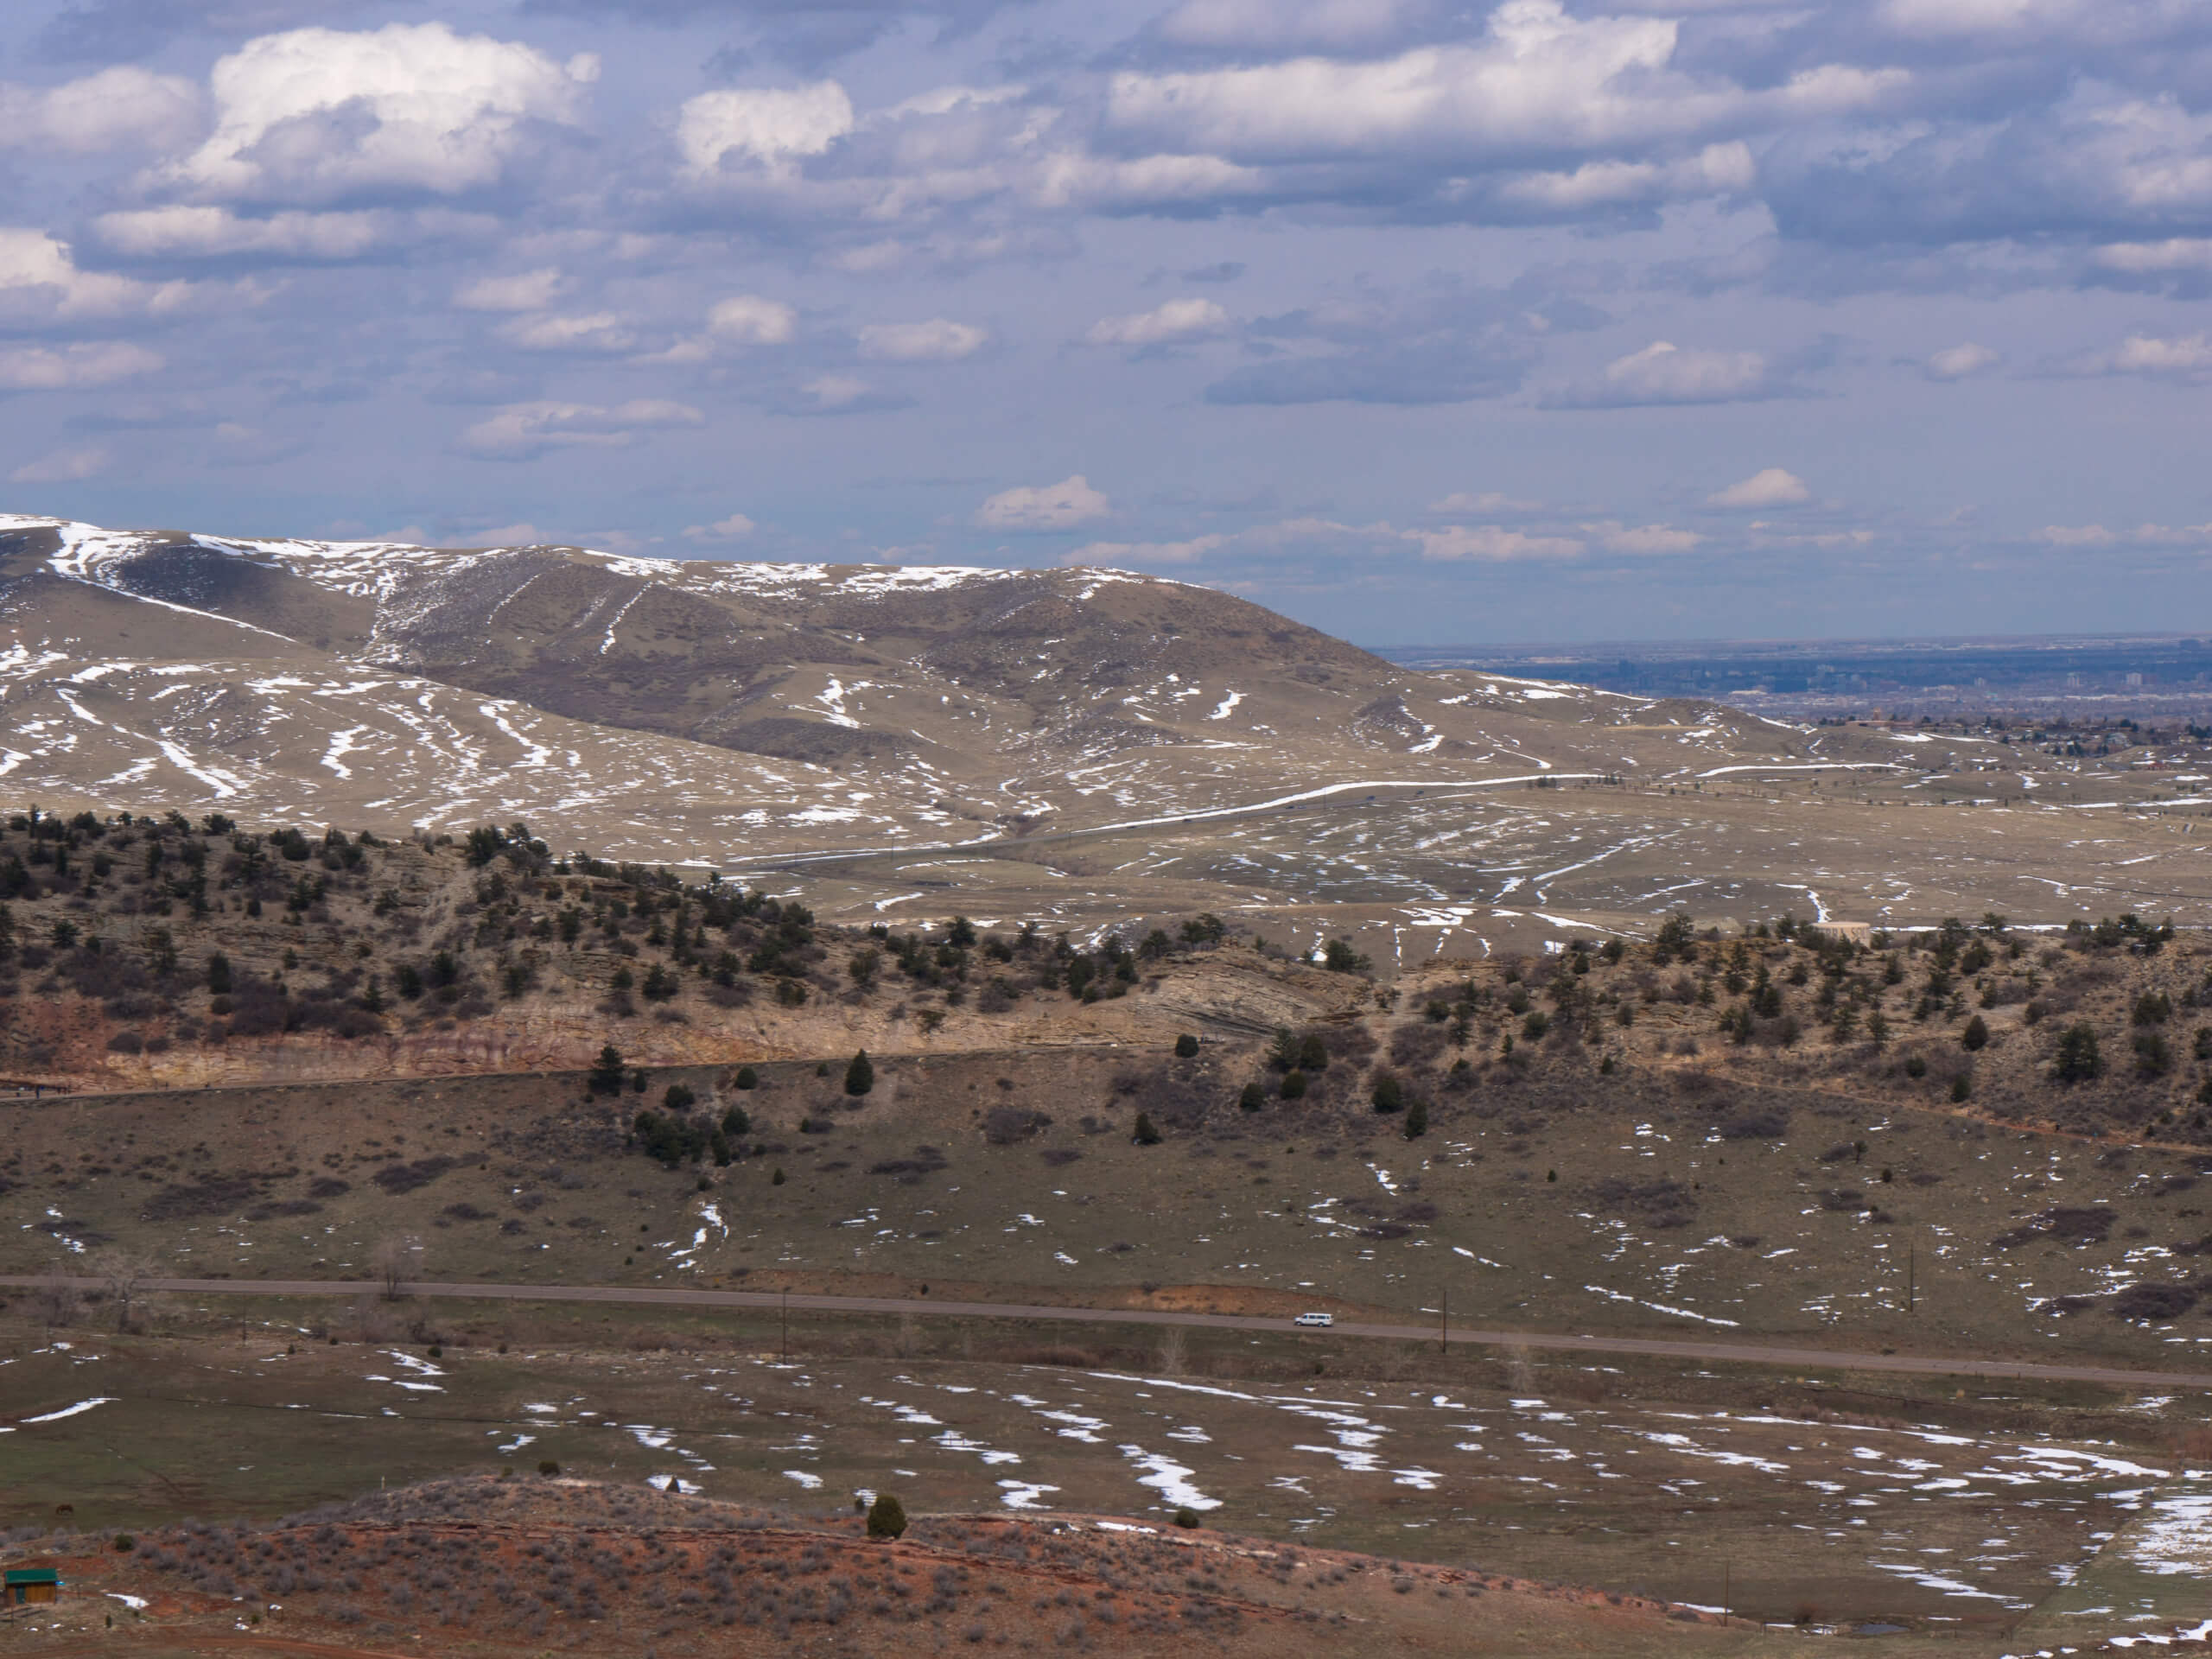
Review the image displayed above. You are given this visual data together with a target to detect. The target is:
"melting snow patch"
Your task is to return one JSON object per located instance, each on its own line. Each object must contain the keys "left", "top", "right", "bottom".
{"left": 22, "top": 1396, "right": 117, "bottom": 1423}
{"left": 1866, "top": 1560, "right": 2016, "bottom": 1604}
{"left": 1032, "top": 1408, "right": 1109, "bottom": 1443}
{"left": 936, "top": 1428, "right": 1021, "bottom": 1465}
{"left": 2127, "top": 1494, "right": 2212, "bottom": 1575}
{"left": 1120, "top": 1446, "right": 1221, "bottom": 1510}
{"left": 1584, "top": 1285, "right": 1739, "bottom": 1326}
{"left": 999, "top": 1479, "right": 1060, "bottom": 1510}
{"left": 783, "top": 1470, "right": 823, "bottom": 1489}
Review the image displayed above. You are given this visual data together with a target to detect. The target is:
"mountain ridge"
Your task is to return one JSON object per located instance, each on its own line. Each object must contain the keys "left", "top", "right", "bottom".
{"left": 0, "top": 512, "right": 1833, "bottom": 871}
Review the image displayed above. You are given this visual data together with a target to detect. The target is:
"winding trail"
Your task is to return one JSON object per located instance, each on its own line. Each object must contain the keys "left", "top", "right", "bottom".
{"left": 7, "top": 1274, "right": 2210, "bottom": 1391}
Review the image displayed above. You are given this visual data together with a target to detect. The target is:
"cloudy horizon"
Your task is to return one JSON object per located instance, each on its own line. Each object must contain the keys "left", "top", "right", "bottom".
{"left": 0, "top": 0, "right": 2209, "bottom": 645}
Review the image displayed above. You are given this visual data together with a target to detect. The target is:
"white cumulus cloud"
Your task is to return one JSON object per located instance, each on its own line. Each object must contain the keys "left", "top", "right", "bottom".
{"left": 1084, "top": 298, "right": 1231, "bottom": 347}
{"left": 1591, "top": 522, "right": 1703, "bottom": 554}
{"left": 161, "top": 23, "right": 595, "bottom": 205}
{"left": 857, "top": 319, "right": 988, "bottom": 360}
{"left": 1404, "top": 524, "right": 1583, "bottom": 560}
{"left": 1926, "top": 342, "right": 2000, "bottom": 379}
{"left": 2033, "top": 524, "right": 2118, "bottom": 546}
{"left": 91, "top": 205, "right": 419, "bottom": 261}
{"left": 2094, "top": 239, "right": 2212, "bottom": 274}
{"left": 2082, "top": 332, "right": 2212, "bottom": 379}
{"left": 1065, "top": 533, "right": 1229, "bottom": 565}
{"left": 1707, "top": 467, "right": 1812, "bottom": 508}
{"left": 1108, "top": 2, "right": 1902, "bottom": 165}
{"left": 0, "top": 67, "right": 202, "bottom": 156}
{"left": 10, "top": 444, "right": 111, "bottom": 484}
{"left": 460, "top": 398, "right": 703, "bottom": 461}
{"left": 455, "top": 268, "right": 563, "bottom": 311}
{"left": 0, "top": 342, "right": 162, "bottom": 391}
{"left": 677, "top": 82, "right": 855, "bottom": 179}
{"left": 683, "top": 514, "right": 758, "bottom": 542}
{"left": 0, "top": 229, "right": 190, "bottom": 320}
{"left": 1577, "top": 340, "right": 1777, "bottom": 406}
{"left": 708, "top": 295, "right": 799, "bottom": 345}
{"left": 465, "top": 521, "right": 552, "bottom": 546}
{"left": 498, "top": 311, "right": 636, "bottom": 353}
{"left": 977, "top": 474, "right": 1112, "bottom": 531}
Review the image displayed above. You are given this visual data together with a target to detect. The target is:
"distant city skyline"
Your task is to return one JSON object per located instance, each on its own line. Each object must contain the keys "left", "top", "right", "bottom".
{"left": 0, "top": 0, "right": 2209, "bottom": 644}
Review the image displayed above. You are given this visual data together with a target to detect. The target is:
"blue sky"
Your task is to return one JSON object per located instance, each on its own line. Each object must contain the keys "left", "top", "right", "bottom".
{"left": 2, "top": 0, "right": 2210, "bottom": 644}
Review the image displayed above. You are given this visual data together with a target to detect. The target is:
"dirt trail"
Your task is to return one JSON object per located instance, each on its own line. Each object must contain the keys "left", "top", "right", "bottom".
{"left": 9, "top": 1273, "right": 2211, "bottom": 1391}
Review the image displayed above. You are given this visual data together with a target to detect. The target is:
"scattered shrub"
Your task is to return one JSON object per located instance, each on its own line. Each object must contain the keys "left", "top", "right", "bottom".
{"left": 2113, "top": 1283, "right": 2197, "bottom": 1322}
{"left": 982, "top": 1107, "right": 1051, "bottom": 1145}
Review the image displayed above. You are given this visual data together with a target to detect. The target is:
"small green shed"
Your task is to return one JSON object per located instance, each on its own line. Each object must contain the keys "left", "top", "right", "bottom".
{"left": 4, "top": 1566, "right": 60, "bottom": 1605}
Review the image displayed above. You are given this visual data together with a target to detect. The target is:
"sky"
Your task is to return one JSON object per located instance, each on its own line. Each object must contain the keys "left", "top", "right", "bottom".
{"left": 0, "top": 0, "right": 2209, "bottom": 645}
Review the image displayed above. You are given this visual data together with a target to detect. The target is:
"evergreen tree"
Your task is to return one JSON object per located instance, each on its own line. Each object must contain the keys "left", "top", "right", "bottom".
{"left": 2052, "top": 1022, "right": 2103, "bottom": 1083}
{"left": 1134, "top": 1112, "right": 1161, "bottom": 1145}
{"left": 867, "top": 1493, "right": 907, "bottom": 1538}
{"left": 845, "top": 1050, "right": 874, "bottom": 1096}
{"left": 589, "top": 1044, "right": 626, "bottom": 1094}
{"left": 1322, "top": 938, "right": 1370, "bottom": 973}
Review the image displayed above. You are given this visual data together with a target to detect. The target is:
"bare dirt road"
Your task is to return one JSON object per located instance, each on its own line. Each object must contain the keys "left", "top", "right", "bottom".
{"left": 8, "top": 1274, "right": 2209, "bottom": 1392}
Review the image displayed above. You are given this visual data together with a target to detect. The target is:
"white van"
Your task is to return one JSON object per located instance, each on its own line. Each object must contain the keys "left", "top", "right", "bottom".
{"left": 1294, "top": 1312, "right": 1333, "bottom": 1328}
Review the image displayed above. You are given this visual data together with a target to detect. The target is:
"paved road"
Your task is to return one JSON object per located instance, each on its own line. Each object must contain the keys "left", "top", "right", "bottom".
{"left": 10, "top": 1274, "right": 2212, "bottom": 1391}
